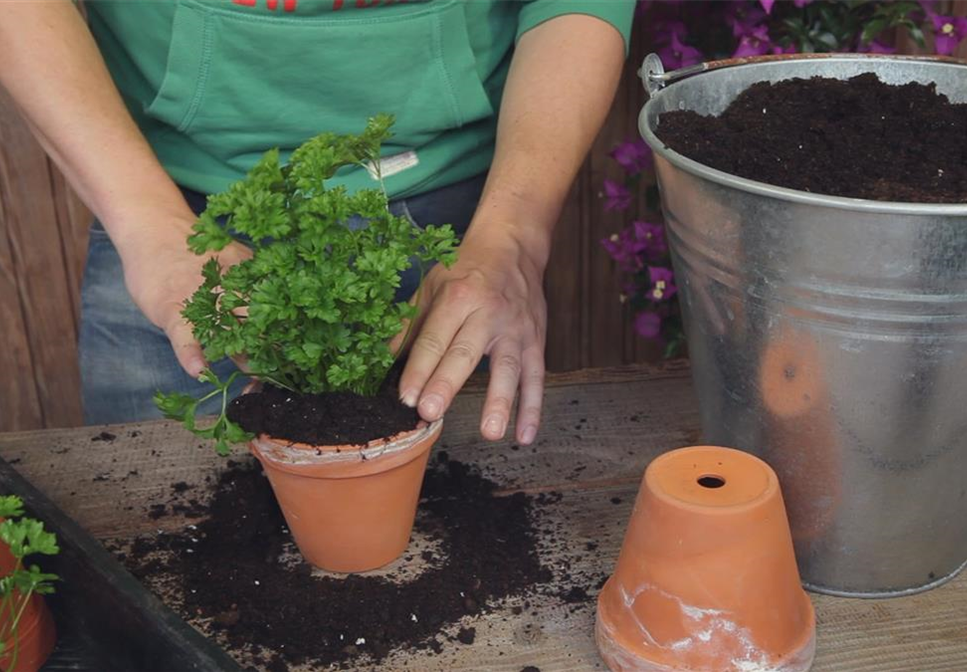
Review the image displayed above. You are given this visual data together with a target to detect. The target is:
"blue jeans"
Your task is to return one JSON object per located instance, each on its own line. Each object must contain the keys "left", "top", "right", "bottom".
{"left": 79, "top": 174, "right": 486, "bottom": 425}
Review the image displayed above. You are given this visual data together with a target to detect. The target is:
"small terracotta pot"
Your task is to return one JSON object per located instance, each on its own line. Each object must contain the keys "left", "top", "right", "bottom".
{"left": 596, "top": 446, "right": 815, "bottom": 672}
{"left": 0, "top": 595, "right": 56, "bottom": 672}
{"left": 0, "top": 537, "right": 56, "bottom": 672}
{"left": 250, "top": 419, "right": 442, "bottom": 573}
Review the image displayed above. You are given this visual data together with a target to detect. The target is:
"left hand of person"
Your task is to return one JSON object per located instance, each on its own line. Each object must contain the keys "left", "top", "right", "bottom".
{"left": 393, "top": 231, "right": 547, "bottom": 445}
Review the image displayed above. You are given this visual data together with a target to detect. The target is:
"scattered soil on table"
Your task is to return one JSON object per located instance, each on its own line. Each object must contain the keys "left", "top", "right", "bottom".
{"left": 657, "top": 73, "right": 967, "bottom": 203}
{"left": 227, "top": 369, "right": 419, "bottom": 446}
{"left": 91, "top": 431, "right": 116, "bottom": 442}
{"left": 117, "top": 455, "right": 555, "bottom": 669}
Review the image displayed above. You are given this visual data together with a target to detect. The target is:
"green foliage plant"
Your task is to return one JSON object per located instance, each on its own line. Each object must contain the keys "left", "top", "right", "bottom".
{"left": 0, "top": 495, "right": 58, "bottom": 672}
{"left": 155, "top": 115, "right": 458, "bottom": 454}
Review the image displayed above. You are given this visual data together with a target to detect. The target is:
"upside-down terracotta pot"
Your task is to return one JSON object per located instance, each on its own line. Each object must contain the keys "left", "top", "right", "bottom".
{"left": 0, "top": 536, "right": 56, "bottom": 672}
{"left": 596, "top": 446, "right": 815, "bottom": 672}
{"left": 250, "top": 419, "right": 442, "bottom": 573}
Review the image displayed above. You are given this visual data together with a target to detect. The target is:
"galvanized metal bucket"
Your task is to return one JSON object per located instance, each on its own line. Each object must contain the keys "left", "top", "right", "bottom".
{"left": 639, "top": 53, "right": 967, "bottom": 597}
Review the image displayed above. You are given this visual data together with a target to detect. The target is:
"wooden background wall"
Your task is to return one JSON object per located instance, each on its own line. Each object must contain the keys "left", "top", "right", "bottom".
{"left": 2, "top": 3, "right": 966, "bottom": 432}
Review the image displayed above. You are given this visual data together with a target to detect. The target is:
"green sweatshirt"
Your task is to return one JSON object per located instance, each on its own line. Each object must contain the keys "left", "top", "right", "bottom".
{"left": 86, "top": 0, "right": 634, "bottom": 198}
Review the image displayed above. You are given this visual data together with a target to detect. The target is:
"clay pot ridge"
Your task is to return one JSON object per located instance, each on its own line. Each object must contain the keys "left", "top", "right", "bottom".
{"left": 253, "top": 420, "right": 441, "bottom": 471}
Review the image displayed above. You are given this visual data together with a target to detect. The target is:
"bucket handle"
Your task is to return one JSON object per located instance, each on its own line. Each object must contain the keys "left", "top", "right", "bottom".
{"left": 641, "top": 52, "right": 967, "bottom": 98}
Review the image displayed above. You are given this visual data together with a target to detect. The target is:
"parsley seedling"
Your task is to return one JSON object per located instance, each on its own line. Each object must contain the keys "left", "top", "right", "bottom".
{"left": 155, "top": 115, "right": 458, "bottom": 452}
{"left": 0, "top": 495, "right": 59, "bottom": 670}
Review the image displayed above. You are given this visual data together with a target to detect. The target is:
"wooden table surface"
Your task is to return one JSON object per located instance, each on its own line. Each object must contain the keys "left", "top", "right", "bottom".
{"left": 0, "top": 362, "right": 964, "bottom": 671}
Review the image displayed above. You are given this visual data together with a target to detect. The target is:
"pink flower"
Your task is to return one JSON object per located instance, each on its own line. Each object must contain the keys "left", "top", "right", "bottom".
{"left": 633, "top": 221, "right": 668, "bottom": 257}
{"left": 730, "top": 7, "right": 767, "bottom": 37}
{"left": 634, "top": 311, "right": 662, "bottom": 339}
{"left": 610, "top": 138, "right": 653, "bottom": 174}
{"left": 657, "top": 21, "right": 703, "bottom": 69}
{"left": 857, "top": 39, "right": 897, "bottom": 54}
{"left": 602, "top": 180, "right": 633, "bottom": 212}
{"left": 648, "top": 266, "right": 678, "bottom": 302}
{"left": 931, "top": 14, "right": 967, "bottom": 55}
{"left": 734, "top": 24, "right": 774, "bottom": 57}
{"left": 602, "top": 229, "right": 644, "bottom": 273}
{"left": 759, "top": 0, "right": 775, "bottom": 13}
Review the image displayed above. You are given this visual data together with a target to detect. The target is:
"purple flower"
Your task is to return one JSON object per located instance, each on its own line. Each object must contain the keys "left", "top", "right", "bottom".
{"left": 759, "top": 0, "right": 775, "bottom": 13}
{"left": 634, "top": 311, "right": 662, "bottom": 339}
{"left": 610, "top": 138, "right": 653, "bottom": 174}
{"left": 857, "top": 39, "right": 897, "bottom": 54}
{"left": 602, "top": 230, "right": 643, "bottom": 273}
{"left": 734, "top": 24, "right": 773, "bottom": 57}
{"left": 657, "top": 22, "right": 703, "bottom": 69}
{"left": 730, "top": 7, "right": 767, "bottom": 37}
{"left": 648, "top": 266, "right": 678, "bottom": 302}
{"left": 931, "top": 14, "right": 967, "bottom": 55}
{"left": 633, "top": 221, "right": 668, "bottom": 257}
{"left": 602, "top": 179, "right": 633, "bottom": 212}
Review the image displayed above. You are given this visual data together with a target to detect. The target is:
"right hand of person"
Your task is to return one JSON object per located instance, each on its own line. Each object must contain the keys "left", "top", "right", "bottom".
{"left": 114, "top": 217, "right": 252, "bottom": 379}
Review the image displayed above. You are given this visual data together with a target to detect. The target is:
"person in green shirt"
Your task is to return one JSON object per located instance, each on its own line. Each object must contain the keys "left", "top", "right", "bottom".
{"left": 0, "top": 0, "right": 634, "bottom": 445}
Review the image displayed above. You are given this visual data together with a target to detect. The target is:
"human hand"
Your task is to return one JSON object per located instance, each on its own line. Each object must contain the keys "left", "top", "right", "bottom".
{"left": 114, "top": 217, "right": 252, "bottom": 378}
{"left": 393, "top": 234, "right": 547, "bottom": 445}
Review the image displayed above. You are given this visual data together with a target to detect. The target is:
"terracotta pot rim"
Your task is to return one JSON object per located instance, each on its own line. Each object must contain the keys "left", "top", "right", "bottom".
{"left": 645, "top": 445, "right": 779, "bottom": 516}
{"left": 252, "top": 418, "right": 443, "bottom": 469}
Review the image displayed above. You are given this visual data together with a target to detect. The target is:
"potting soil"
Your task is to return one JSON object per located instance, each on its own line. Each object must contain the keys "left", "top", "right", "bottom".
{"left": 117, "top": 455, "right": 557, "bottom": 670}
{"left": 228, "top": 381, "right": 419, "bottom": 446}
{"left": 657, "top": 73, "right": 967, "bottom": 203}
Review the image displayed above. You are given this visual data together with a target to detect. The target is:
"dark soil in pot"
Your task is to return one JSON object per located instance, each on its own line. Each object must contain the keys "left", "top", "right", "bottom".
{"left": 227, "top": 367, "right": 419, "bottom": 446}
{"left": 657, "top": 73, "right": 967, "bottom": 203}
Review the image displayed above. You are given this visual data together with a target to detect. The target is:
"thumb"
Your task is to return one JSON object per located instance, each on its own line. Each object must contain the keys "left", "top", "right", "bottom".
{"left": 164, "top": 316, "right": 207, "bottom": 379}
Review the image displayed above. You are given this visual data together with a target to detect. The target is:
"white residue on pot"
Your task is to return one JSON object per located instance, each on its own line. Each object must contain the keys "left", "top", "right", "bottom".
{"left": 615, "top": 580, "right": 781, "bottom": 669}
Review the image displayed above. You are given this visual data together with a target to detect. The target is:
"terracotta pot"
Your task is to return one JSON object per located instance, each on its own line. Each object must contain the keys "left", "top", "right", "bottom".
{"left": 0, "top": 538, "right": 56, "bottom": 672}
{"left": 596, "top": 446, "right": 815, "bottom": 672}
{"left": 250, "top": 419, "right": 442, "bottom": 573}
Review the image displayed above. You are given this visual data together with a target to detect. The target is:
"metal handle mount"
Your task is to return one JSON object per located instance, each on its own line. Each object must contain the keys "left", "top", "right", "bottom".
{"left": 640, "top": 53, "right": 710, "bottom": 97}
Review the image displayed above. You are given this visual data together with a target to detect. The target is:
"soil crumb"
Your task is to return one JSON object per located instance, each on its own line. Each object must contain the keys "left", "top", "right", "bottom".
{"left": 119, "top": 458, "right": 552, "bottom": 669}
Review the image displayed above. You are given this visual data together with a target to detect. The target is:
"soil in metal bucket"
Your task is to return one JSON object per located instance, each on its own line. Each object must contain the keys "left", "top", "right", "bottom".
{"left": 657, "top": 73, "right": 967, "bottom": 203}
{"left": 114, "top": 454, "right": 563, "bottom": 670}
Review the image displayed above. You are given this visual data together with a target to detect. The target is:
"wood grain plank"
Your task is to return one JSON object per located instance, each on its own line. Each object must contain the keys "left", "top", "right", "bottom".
{"left": 0, "top": 88, "right": 84, "bottom": 430}
{"left": 544, "top": 178, "right": 584, "bottom": 372}
{"left": 48, "top": 162, "right": 91, "bottom": 332}
{"left": 0, "top": 176, "right": 45, "bottom": 429}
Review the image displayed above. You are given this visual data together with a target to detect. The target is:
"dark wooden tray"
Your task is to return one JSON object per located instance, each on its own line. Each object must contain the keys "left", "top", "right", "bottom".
{"left": 0, "top": 457, "right": 241, "bottom": 672}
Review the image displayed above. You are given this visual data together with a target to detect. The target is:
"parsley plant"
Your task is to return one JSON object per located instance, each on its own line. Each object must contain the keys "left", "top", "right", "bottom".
{"left": 155, "top": 115, "right": 458, "bottom": 451}
{"left": 0, "top": 495, "right": 59, "bottom": 670}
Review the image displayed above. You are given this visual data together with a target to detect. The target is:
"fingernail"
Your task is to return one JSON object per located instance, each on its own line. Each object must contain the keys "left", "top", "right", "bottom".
{"left": 400, "top": 389, "right": 419, "bottom": 408}
{"left": 419, "top": 394, "right": 444, "bottom": 419}
{"left": 483, "top": 415, "right": 506, "bottom": 439}
{"left": 189, "top": 358, "right": 206, "bottom": 378}
{"left": 520, "top": 426, "right": 537, "bottom": 445}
